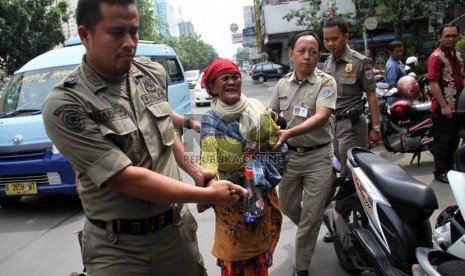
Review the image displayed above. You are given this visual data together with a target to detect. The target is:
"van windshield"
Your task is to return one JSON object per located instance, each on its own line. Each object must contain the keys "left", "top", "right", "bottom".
{"left": 0, "top": 65, "right": 77, "bottom": 115}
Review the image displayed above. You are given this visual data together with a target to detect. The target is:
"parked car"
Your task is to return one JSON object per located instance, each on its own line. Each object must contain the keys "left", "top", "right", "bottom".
{"left": 251, "top": 62, "right": 289, "bottom": 83}
{"left": 185, "top": 69, "right": 200, "bottom": 89}
{"left": 193, "top": 72, "right": 212, "bottom": 106}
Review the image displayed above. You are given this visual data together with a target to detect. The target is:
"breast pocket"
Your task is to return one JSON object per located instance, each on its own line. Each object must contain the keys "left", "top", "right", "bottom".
{"left": 279, "top": 97, "right": 291, "bottom": 111}
{"left": 340, "top": 77, "right": 357, "bottom": 95}
{"left": 146, "top": 101, "right": 175, "bottom": 147}
{"left": 302, "top": 98, "right": 316, "bottom": 117}
{"left": 98, "top": 117, "right": 138, "bottom": 153}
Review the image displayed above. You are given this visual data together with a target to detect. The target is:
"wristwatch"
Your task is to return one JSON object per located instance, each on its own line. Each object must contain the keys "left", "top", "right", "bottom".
{"left": 185, "top": 118, "right": 193, "bottom": 129}
{"left": 372, "top": 125, "right": 381, "bottom": 133}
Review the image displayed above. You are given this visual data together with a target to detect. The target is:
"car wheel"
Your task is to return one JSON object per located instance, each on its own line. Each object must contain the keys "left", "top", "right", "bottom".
{"left": 0, "top": 196, "right": 22, "bottom": 207}
{"left": 258, "top": 76, "right": 265, "bottom": 83}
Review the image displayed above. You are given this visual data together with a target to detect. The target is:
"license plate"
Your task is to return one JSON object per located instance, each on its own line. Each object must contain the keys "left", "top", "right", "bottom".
{"left": 5, "top": 182, "right": 38, "bottom": 195}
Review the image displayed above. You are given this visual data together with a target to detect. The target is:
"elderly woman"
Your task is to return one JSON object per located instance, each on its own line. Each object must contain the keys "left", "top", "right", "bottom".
{"left": 199, "top": 59, "right": 283, "bottom": 276}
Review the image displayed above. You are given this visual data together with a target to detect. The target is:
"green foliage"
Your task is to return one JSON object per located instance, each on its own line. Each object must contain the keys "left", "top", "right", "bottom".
{"left": 0, "top": 0, "right": 69, "bottom": 75}
{"left": 135, "top": 0, "right": 217, "bottom": 71}
{"left": 234, "top": 50, "right": 250, "bottom": 68}
{"left": 136, "top": 0, "right": 157, "bottom": 41}
{"left": 456, "top": 36, "right": 465, "bottom": 53}
{"left": 282, "top": 0, "right": 354, "bottom": 40}
{"left": 162, "top": 34, "right": 219, "bottom": 71}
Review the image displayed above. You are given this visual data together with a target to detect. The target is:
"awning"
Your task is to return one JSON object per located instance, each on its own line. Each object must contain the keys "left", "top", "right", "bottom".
{"left": 350, "top": 33, "right": 396, "bottom": 44}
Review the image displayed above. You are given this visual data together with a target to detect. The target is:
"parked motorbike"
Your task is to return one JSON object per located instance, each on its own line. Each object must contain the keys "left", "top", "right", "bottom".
{"left": 412, "top": 89, "right": 465, "bottom": 276}
{"left": 324, "top": 146, "right": 438, "bottom": 275}
{"left": 412, "top": 148, "right": 465, "bottom": 276}
{"left": 375, "top": 75, "right": 434, "bottom": 165}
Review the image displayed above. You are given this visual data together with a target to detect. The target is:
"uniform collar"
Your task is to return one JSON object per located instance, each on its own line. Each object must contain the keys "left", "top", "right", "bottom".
{"left": 80, "top": 56, "right": 108, "bottom": 94}
{"left": 338, "top": 45, "right": 352, "bottom": 63}
{"left": 288, "top": 69, "right": 317, "bottom": 84}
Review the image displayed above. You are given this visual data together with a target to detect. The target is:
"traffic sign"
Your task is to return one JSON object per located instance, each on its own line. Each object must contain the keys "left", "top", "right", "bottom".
{"left": 364, "top": 17, "right": 377, "bottom": 30}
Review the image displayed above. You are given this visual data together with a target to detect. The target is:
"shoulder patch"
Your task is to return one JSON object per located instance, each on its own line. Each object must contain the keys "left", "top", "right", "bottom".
{"left": 53, "top": 104, "right": 86, "bottom": 133}
{"left": 321, "top": 79, "right": 335, "bottom": 97}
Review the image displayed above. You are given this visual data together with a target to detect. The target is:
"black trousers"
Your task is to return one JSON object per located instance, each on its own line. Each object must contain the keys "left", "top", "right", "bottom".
{"left": 432, "top": 111, "right": 461, "bottom": 175}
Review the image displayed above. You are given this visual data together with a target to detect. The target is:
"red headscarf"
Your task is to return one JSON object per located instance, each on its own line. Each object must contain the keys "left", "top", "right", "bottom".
{"left": 201, "top": 59, "right": 241, "bottom": 95}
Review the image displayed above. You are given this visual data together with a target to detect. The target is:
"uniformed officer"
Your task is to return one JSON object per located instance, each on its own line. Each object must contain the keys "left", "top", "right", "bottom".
{"left": 42, "top": 1, "right": 247, "bottom": 275}
{"left": 323, "top": 16, "right": 381, "bottom": 179}
{"left": 269, "top": 31, "right": 337, "bottom": 276}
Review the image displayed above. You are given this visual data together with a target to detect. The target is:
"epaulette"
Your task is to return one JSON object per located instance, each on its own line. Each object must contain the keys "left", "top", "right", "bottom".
{"left": 64, "top": 76, "right": 77, "bottom": 88}
{"left": 283, "top": 71, "right": 293, "bottom": 78}
{"left": 351, "top": 50, "right": 366, "bottom": 61}
{"left": 133, "top": 56, "right": 152, "bottom": 65}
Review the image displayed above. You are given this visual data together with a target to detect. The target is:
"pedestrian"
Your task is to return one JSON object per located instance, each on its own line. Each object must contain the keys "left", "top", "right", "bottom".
{"left": 323, "top": 16, "right": 381, "bottom": 179}
{"left": 385, "top": 40, "right": 406, "bottom": 88}
{"left": 199, "top": 58, "right": 284, "bottom": 276}
{"left": 427, "top": 23, "right": 465, "bottom": 184}
{"left": 42, "top": 1, "right": 247, "bottom": 275}
{"left": 364, "top": 49, "right": 375, "bottom": 67}
{"left": 321, "top": 16, "right": 381, "bottom": 243}
{"left": 268, "top": 31, "right": 337, "bottom": 276}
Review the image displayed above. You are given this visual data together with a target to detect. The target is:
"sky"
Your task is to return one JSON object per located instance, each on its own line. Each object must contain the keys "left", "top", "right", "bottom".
{"left": 169, "top": 0, "right": 254, "bottom": 60}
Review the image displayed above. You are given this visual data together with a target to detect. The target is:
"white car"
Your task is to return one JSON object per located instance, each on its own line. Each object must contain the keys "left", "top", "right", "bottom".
{"left": 185, "top": 69, "right": 200, "bottom": 89}
{"left": 194, "top": 72, "right": 212, "bottom": 107}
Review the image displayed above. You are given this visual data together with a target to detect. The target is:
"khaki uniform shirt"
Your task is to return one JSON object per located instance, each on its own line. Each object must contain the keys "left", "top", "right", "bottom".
{"left": 269, "top": 69, "right": 337, "bottom": 147}
{"left": 43, "top": 56, "right": 179, "bottom": 221}
{"left": 323, "top": 45, "right": 376, "bottom": 117}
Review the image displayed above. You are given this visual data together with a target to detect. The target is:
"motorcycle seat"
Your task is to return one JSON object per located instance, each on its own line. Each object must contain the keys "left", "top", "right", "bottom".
{"left": 352, "top": 150, "right": 438, "bottom": 223}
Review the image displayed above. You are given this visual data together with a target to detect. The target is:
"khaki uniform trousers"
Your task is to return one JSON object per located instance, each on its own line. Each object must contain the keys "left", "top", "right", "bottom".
{"left": 278, "top": 144, "right": 332, "bottom": 271}
{"left": 81, "top": 206, "right": 206, "bottom": 276}
{"left": 332, "top": 115, "right": 368, "bottom": 178}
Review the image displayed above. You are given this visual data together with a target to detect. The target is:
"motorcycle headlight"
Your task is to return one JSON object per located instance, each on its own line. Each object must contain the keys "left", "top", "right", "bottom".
{"left": 52, "top": 144, "right": 61, "bottom": 155}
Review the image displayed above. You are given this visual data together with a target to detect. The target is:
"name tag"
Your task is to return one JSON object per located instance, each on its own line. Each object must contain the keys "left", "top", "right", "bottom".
{"left": 293, "top": 106, "right": 308, "bottom": 117}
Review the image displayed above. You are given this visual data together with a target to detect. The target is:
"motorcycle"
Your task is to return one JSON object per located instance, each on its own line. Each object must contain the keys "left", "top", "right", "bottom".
{"left": 412, "top": 89, "right": 465, "bottom": 276}
{"left": 323, "top": 146, "right": 438, "bottom": 275}
{"left": 374, "top": 75, "right": 433, "bottom": 165}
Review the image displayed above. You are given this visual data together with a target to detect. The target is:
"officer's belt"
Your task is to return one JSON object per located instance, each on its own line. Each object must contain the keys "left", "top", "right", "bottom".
{"left": 286, "top": 142, "right": 330, "bottom": 153}
{"left": 335, "top": 109, "right": 363, "bottom": 120}
{"left": 86, "top": 206, "right": 180, "bottom": 235}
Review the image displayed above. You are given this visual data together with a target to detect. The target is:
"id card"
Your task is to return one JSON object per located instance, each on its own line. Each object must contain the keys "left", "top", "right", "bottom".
{"left": 293, "top": 106, "right": 308, "bottom": 117}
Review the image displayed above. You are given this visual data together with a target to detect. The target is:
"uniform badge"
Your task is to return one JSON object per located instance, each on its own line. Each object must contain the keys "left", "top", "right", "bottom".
{"left": 323, "top": 88, "right": 332, "bottom": 96}
{"left": 142, "top": 77, "right": 156, "bottom": 92}
{"left": 365, "top": 70, "right": 374, "bottom": 80}
{"left": 62, "top": 110, "right": 85, "bottom": 133}
{"left": 345, "top": 63, "right": 352, "bottom": 73}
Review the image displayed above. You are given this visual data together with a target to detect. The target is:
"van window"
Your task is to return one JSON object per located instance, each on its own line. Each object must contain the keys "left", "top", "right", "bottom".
{"left": 149, "top": 57, "right": 184, "bottom": 84}
{"left": 0, "top": 65, "right": 76, "bottom": 114}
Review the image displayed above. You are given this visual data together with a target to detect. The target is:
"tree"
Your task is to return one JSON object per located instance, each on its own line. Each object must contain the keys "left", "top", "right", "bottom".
{"left": 163, "top": 34, "right": 219, "bottom": 71}
{"left": 0, "top": 0, "right": 69, "bottom": 75}
{"left": 283, "top": 0, "right": 463, "bottom": 48}
{"left": 134, "top": 0, "right": 218, "bottom": 70}
{"left": 234, "top": 49, "right": 250, "bottom": 68}
{"left": 367, "top": 0, "right": 463, "bottom": 41}
{"left": 282, "top": 0, "right": 354, "bottom": 41}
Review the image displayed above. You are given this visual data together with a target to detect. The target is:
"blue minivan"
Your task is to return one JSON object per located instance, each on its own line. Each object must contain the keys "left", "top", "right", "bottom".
{"left": 0, "top": 38, "right": 192, "bottom": 206}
